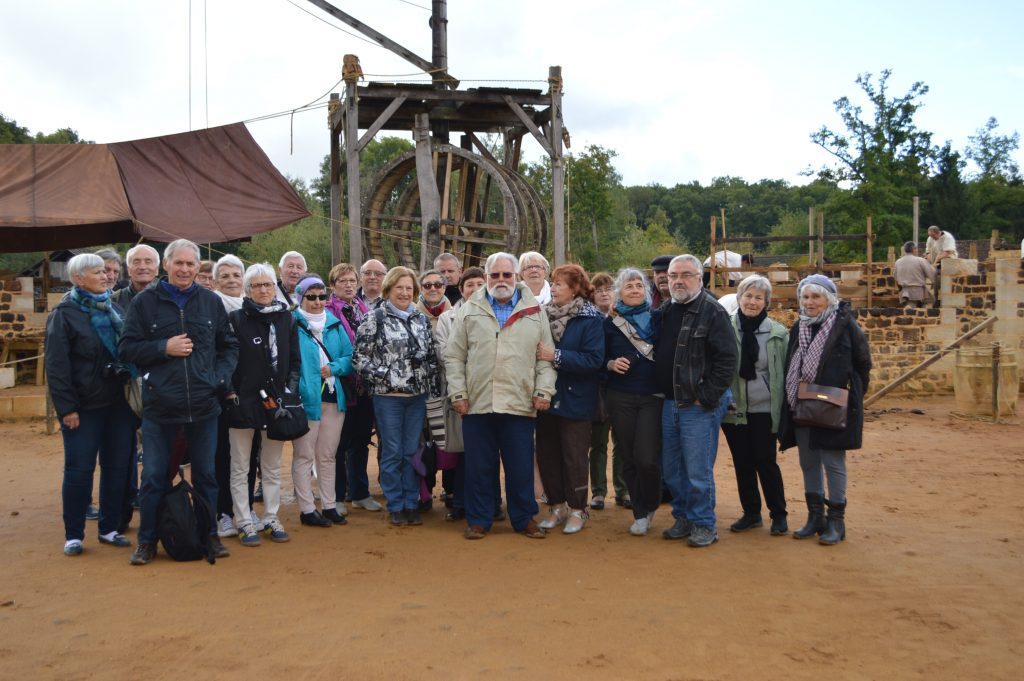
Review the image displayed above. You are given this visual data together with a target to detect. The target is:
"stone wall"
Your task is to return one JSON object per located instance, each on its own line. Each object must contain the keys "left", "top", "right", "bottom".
{"left": 0, "top": 278, "right": 46, "bottom": 340}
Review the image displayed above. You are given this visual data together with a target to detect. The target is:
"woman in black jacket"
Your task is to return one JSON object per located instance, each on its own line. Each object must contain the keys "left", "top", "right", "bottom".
{"left": 778, "top": 275, "right": 871, "bottom": 545}
{"left": 225, "top": 263, "right": 301, "bottom": 547}
{"left": 45, "top": 253, "right": 136, "bottom": 556}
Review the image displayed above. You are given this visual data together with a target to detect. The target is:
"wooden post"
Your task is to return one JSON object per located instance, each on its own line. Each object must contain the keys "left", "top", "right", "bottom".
{"left": 344, "top": 79, "right": 362, "bottom": 264}
{"left": 992, "top": 342, "right": 1001, "bottom": 421}
{"left": 549, "top": 66, "right": 565, "bottom": 266}
{"left": 414, "top": 113, "right": 441, "bottom": 272}
{"left": 709, "top": 215, "right": 717, "bottom": 294}
{"left": 887, "top": 246, "right": 896, "bottom": 269}
{"left": 808, "top": 207, "right": 815, "bottom": 264}
{"left": 866, "top": 216, "right": 873, "bottom": 308}
{"left": 912, "top": 196, "right": 919, "bottom": 248}
{"left": 720, "top": 207, "right": 727, "bottom": 243}
{"left": 430, "top": 0, "right": 448, "bottom": 89}
{"left": 816, "top": 211, "right": 825, "bottom": 273}
{"left": 329, "top": 93, "right": 344, "bottom": 264}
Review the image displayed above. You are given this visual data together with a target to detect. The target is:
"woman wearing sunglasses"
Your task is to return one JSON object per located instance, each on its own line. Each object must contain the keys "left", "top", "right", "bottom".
{"left": 291, "top": 275, "right": 354, "bottom": 528}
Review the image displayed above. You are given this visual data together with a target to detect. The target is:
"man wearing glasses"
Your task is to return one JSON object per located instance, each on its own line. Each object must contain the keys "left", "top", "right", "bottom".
{"left": 655, "top": 255, "right": 737, "bottom": 548}
{"left": 444, "top": 252, "right": 556, "bottom": 540}
{"left": 358, "top": 259, "right": 388, "bottom": 309}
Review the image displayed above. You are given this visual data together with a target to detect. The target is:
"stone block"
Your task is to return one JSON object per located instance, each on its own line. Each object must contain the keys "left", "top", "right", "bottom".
{"left": 11, "top": 296, "right": 33, "bottom": 312}
{"left": 0, "top": 367, "right": 14, "bottom": 389}
{"left": 942, "top": 258, "right": 978, "bottom": 278}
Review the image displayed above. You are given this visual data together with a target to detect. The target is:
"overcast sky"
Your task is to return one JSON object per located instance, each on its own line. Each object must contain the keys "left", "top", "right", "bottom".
{"left": 2, "top": 0, "right": 1021, "bottom": 188}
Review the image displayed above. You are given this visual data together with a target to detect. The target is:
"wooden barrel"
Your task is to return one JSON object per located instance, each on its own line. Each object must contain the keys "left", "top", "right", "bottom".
{"left": 954, "top": 347, "right": 1019, "bottom": 416}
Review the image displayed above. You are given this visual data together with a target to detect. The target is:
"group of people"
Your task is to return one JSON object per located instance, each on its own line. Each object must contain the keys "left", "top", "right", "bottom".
{"left": 47, "top": 239, "right": 871, "bottom": 564}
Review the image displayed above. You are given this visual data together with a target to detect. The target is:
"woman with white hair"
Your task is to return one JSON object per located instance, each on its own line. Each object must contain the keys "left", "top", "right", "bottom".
{"left": 778, "top": 274, "right": 871, "bottom": 546}
{"left": 518, "top": 251, "right": 551, "bottom": 304}
{"left": 46, "top": 253, "right": 136, "bottom": 555}
{"left": 720, "top": 275, "right": 790, "bottom": 536}
{"left": 603, "top": 267, "right": 663, "bottom": 535}
{"left": 213, "top": 254, "right": 245, "bottom": 312}
{"left": 224, "top": 263, "right": 301, "bottom": 546}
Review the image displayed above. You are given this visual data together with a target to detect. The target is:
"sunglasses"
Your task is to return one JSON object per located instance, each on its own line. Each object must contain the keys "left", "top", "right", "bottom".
{"left": 488, "top": 272, "right": 515, "bottom": 280}
{"left": 421, "top": 282, "right": 445, "bottom": 290}
{"left": 304, "top": 294, "right": 329, "bottom": 301}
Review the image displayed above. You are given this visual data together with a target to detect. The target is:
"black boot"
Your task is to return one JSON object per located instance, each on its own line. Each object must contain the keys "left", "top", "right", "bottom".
{"left": 819, "top": 500, "right": 846, "bottom": 545}
{"left": 792, "top": 493, "right": 827, "bottom": 540}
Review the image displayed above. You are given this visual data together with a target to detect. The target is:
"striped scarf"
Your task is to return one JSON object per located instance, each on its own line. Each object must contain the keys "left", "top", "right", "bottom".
{"left": 70, "top": 287, "right": 123, "bottom": 361}
{"left": 785, "top": 311, "right": 837, "bottom": 409}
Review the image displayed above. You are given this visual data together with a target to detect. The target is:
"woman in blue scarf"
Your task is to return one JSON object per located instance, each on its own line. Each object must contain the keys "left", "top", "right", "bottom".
{"left": 602, "top": 267, "right": 664, "bottom": 537}
{"left": 45, "top": 253, "right": 137, "bottom": 556}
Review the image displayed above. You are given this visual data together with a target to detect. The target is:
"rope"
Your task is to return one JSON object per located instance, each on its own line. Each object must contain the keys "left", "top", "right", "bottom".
{"left": 0, "top": 353, "right": 44, "bottom": 368}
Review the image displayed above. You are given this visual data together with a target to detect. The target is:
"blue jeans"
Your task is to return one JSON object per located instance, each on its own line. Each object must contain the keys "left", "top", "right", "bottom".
{"left": 373, "top": 394, "right": 426, "bottom": 512}
{"left": 61, "top": 401, "right": 135, "bottom": 540}
{"left": 336, "top": 394, "right": 373, "bottom": 501}
{"left": 661, "top": 390, "right": 731, "bottom": 528}
{"left": 138, "top": 416, "right": 218, "bottom": 544}
{"left": 462, "top": 413, "right": 538, "bottom": 532}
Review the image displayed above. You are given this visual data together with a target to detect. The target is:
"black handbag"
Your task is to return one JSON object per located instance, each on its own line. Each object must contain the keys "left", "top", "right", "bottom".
{"left": 265, "top": 387, "right": 310, "bottom": 441}
{"left": 793, "top": 382, "right": 849, "bottom": 430}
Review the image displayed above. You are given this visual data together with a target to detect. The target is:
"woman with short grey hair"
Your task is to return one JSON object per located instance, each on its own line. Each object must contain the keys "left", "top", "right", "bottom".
{"left": 721, "top": 275, "right": 790, "bottom": 535}
{"left": 518, "top": 251, "right": 551, "bottom": 304}
{"left": 46, "top": 253, "right": 136, "bottom": 556}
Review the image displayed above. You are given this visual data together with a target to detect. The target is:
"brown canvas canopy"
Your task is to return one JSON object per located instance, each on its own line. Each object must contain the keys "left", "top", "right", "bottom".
{"left": 0, "top": 123, "right": 309, "bottom": 252}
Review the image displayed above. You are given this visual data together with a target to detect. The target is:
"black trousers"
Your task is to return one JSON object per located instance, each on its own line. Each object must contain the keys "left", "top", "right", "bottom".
{"left": 606, "top": 389, "right": 663, "bottom": 519}
{"left": 722, "top": 413, "right": 787, "bottom": 518}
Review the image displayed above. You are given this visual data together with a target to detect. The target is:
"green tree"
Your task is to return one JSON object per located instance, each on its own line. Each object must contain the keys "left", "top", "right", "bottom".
{"left": 810, "top": 70, "right": 935, "bottom": 250}
{"left": 965, "top": 117, "right": 1020, "bottom": 180}
{"left": 923, "top": 143, "right": 974, "bottom": 237}
{"left": 0, "top": 114, "right": 31, "bottom": 144}
{"left": 312, "top": 136, "right": 416, "bottom": 217}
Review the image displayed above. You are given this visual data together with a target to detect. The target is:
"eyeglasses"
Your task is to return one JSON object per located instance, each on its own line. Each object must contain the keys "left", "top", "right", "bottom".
{"left": 421, "top": 282, "right": 445, "bottom": 290}
{"left": 488, "top": 272, "right": 515, "bottom": 280}
{"left": 304, "top": 294, "right": 329, "bottom": 301}
{"left": 670, "top": 272, "right": 700, "bottom": 280}
{"left": 362, "top": 270, "right": 386, "bottom": 278}
{"left": 250, "top": 282, "right": 275, "bottom": 289}
{"left": 523, "top": 264, "right": 545, "bottom": 271}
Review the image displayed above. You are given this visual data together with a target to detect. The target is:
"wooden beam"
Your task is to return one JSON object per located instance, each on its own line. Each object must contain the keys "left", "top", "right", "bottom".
{"left": 548, "top": 66, "right": 565, "bottom": 266}
{"left": 305, "top": 0, "right": 458, "bottom": 88}
{"left": 502, "top": 95, "right": 554, "bottom": 156}
{"left": 344, "top": 81, "right": 362, "bottom": 262}
{"left": 329, "top": 94, "right": 344, "bottom": 264}
{"left": 866, "top": 216, "right": 874, "bottom": 308}
{"left": 816, "top": 211, "right": 825, "bottom": 272}
{"left": 356, "top": 95, "right": 407, "bottom": 151}
{"left": 414, "top": 113, "right": 441, "bottom": 271}
{"left": 466, "top": 132, "right": 500, "bottom": 166}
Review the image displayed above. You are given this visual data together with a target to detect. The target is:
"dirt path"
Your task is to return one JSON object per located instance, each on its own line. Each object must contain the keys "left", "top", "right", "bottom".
{"left": 0, "top": 395, "right": 1021, "bottom": 681}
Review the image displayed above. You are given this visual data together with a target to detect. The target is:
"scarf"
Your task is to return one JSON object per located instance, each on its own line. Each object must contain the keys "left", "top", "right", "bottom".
{"left": 738, "top": 309, "right": 768, "bottom": 381}
{"left": 386, "top": 300, "right": 411, "bottom": 320}
{"left": 785, "top": 309, "right": 838, "bottom": 409}
{"left": 614, "top": 299, "right": 653, "bottom": 341}
{"left": 299, "top": 308, "right": 335, "bottom": 394}
{"left": 546, "top": 296, "right": 600, "bottom": 343}
{"left": 70, "top": 287, "right": 123, "bottom": 361}
{"left": 215, "top": 290, "right": 243, "bottom": 313}
{"left": 159, "top": 279, "right": 196, "bottom": 310}
{"left": 243, "top": 297, "right": 288, "bottom": 371}
{"left": 420, "top": 296, "right": 450, "bottom": 319}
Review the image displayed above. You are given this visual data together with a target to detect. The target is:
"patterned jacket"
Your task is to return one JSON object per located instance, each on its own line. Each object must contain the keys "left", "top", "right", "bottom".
{"left": 354, "top": 304, "right": 441, "bottom": 398}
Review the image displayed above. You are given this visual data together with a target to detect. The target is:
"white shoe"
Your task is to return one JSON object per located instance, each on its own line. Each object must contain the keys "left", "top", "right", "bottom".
{"left": 538, "top": 504, "right": 568, "bottom": 530}
{"left": 336, "top": 501, "right": 349, "bottom": 516}
{"left": 629, "top": 511, "right": 656, "bottom": 536}
{"left": 352, "top": 496, "right": 383, "bottom": 512}
{"left": 217, "top": 513, "right": 238, "bottom": 538}
{"left": 250, "top": 510, "right": 265, "bottom": 532}
{"left": 563, "top": 509, "right": 587, "bottom": 534}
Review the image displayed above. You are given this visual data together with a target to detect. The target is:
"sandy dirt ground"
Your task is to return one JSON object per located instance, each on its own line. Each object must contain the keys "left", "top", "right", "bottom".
{"left": 0, "top": 394, "right": 1021, "bottom": 681}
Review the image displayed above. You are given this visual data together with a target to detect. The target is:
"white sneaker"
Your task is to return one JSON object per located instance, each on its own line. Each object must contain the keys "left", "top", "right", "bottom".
{"left": 629, "top": 511, "right": 656, "bottom": 536}
{"left": 336, "top": 501, "right": 349, "bottom": 516}
{"left": 217, "top": 513, "right": 238, "bottom": 538}
{"left": 352, "top": 496, "right": 383, "bottom": 512}
{"left": 250, "top": 510, "right": 265, "bottom": 532}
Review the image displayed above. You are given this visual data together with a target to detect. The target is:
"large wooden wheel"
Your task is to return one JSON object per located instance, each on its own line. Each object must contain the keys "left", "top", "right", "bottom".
{"left": 362, "top": 142, "right": 547, "bottom": 269}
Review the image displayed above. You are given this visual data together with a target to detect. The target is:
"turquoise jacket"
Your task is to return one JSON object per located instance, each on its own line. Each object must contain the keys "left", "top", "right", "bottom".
{"left": 294, "top": 310, "right": 353, "bottom": 420}
{"left": 721, "top": 312, "right": 789, "bottom": 432}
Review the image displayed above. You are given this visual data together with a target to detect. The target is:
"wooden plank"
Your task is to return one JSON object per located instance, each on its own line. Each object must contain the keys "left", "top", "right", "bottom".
{"left": 549, "top": 66, "right": 565, "bottom": 265}
{"left": 329, "top": 94, "right": 344, "bottom": 264}
{"left": 816, "top": 211, "right": 825, "bottom": 273}
{"left": 356, "top": 86, "right": 547, "bottom": 106}
{"left": 442, "top": 218, "right": 510, "bottom": 233}
{"left": 344, "top": 80, "right": 362, "bottom": 263}
{"left": 502, "top": 95, "right": 554, "bottom": 156}
{"left": 866, "top": 216, "right": 874, "bottom": 308}
{"left": 414, "top": 113, "right": 441, "bottom": 272}
{"left": 305, "top": 0, "right": 458, "bottom": 87}
{"left": 356, "top": 95, "right": 407, "bottom": 152}
{"left": 718, "top": 234, "right": 870, "bottom": 244}
{"left": 467, "top": 132, "right": 500, "bottom": 166}
{"left": 709, "top": 215, "right": 717, "bottom": 293}
{"left": 381, "top": 229, "right": 505, "bottom": 247}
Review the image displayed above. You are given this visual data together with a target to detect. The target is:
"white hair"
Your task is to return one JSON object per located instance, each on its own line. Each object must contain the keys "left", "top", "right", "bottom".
{"left": 243, "top": 262, "right": 277, "bottom": 294}
{"left": 518, "top": 250, "right": 549, "bottom": 272}
{"left": 279, "top": 251, "right": 307, "bottom": 270}
{"left": 434, "top": 252, "right": 460, "bottom": 269}
{"left": 670, "top": 254, "right": 703, "bottom": 276}
{"left": 163, "top": 239, "right": 201, "bottom": 264}
{"left": 213, "top": 254, "right": 244, "bottom": 281}
{"left": 125, "top": 243, "right": 159, "bottom": 265}
{"left": 485, "top": 252, "right": 519, "bottom": 274}
{"left": 94, "top": 248, "right": 121, "bottom": 265}
{"left": 613, "top": 267, "right": 652, "bottom": 305}
{"left": 67, "top": 253, "right": 104, "bottom": 280}
{"left": 736, "top": 275, "right": 772, "bottom": 305}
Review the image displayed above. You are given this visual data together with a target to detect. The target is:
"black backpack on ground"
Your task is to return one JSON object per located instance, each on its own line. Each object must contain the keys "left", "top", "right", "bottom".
{"left": 157, "top": 468, "right": 216, "bottom": 564}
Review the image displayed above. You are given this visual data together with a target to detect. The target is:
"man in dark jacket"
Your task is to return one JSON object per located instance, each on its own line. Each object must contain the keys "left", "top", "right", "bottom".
{"left": 655, "top": 255, "right": 738, "bottom": 548}
{"left": 119, "top": 239, "right": 239, "bottom": 565}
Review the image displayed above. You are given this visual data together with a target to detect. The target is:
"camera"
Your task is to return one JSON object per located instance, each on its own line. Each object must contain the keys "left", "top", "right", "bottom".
{"left": 103, "top": 362, "right": 132, "bottom": 384}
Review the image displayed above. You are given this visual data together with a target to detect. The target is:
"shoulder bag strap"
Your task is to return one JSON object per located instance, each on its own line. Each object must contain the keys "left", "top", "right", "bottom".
{"left": 612, "top": 315, "right": 655, "bottom": 362}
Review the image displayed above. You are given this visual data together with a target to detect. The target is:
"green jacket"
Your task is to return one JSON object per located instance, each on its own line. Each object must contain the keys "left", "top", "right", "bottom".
{"left": 444, "top": 283, "right": 556, "bottom": 417}
{"left": 721, "top": 313, "right": 788, "bottom": 432}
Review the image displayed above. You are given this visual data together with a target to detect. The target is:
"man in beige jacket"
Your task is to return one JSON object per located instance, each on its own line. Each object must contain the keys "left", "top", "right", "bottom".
{"left": 895, "top": 241, "right": 935, "bottom": 307}
{"left": 445, "top": 252, "right": 557, "bottom": 540}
